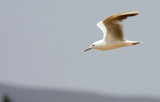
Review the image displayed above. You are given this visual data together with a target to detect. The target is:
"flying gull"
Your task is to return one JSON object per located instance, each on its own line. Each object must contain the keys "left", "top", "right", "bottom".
{"left": 84, "top": 11, "right": 142, "bottom": 52}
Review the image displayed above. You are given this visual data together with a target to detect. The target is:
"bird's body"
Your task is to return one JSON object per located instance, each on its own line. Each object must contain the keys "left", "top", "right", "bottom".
{"left": 85, "top": 11, "right": 142, "bottom": 52}
{"left": 92, "top": 40, "right": 140, "bottom": 51}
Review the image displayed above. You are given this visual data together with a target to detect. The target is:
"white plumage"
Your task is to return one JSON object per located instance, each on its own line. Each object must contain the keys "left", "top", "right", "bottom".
{"left": 85, "top": 11, "right": 142, "bottom": 52}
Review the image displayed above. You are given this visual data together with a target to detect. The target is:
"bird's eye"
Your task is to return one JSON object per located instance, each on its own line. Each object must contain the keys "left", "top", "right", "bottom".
{"left": 92, "top": 45, "right": 95, "bottom": 46}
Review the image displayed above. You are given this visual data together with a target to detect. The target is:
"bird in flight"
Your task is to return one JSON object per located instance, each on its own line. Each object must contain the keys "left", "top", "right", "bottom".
{"left": 84, "top": 11, "right": 142, "bottom": 52}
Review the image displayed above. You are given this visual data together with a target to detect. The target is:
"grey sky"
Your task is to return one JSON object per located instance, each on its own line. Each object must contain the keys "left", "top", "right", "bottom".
{"left": 0, "top": 0, "right": 160, "bottom": 97}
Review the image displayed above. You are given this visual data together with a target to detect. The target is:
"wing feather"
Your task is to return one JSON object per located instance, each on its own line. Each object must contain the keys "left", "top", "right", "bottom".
{"left": 101, "top": 11, "right": 139, "bottom": 41}
{"left": 97, "top": 21, "right": 107, "bottom": 39}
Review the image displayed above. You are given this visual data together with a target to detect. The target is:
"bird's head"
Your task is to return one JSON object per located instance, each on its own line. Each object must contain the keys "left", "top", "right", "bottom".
{"left": 84, "top": 41, "right": 102, "bottom": 52}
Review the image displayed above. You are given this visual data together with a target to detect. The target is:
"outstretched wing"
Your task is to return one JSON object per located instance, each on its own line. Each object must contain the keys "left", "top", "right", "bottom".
{"left": 97, "top": 11, "right": 139, "bottom": 42}
{"left": 97, "top": 21, "right": 107, "bottom": 39}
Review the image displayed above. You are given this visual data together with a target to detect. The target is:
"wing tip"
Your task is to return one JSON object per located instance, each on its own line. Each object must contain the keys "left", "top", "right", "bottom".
{"left": 118, "top": 11, "right": 140, "bottom": 18}
{"left": 126, "top": 11, "right": 140, "bottom": 15}
{"left": 97, "top": 21, "right": 103, "bottom": 27}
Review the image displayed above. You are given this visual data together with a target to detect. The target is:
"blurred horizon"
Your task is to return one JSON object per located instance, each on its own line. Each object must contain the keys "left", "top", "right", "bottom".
{"left": 0, "top": 82, "right": 160, "bottom": 102}
{"left": 0, "top": 81, "right": 160, "bottom": 99}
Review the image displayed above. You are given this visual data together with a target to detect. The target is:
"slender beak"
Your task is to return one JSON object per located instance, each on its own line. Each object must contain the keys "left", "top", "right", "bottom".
{"left": 84, "top": 48, "right": 91, "bottom": 52}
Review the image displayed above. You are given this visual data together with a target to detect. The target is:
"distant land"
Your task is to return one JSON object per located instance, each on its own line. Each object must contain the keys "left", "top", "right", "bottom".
{"left": 0, "top": 83, "right": 160, "bottom": 102}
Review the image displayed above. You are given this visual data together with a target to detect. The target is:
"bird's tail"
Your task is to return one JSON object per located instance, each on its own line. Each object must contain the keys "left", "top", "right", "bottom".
{"left": 132, "top": 41, "right": 143, "bottom": 45}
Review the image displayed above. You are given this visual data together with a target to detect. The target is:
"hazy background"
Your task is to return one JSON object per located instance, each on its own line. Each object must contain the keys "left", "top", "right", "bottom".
{"left": 0, "top": 0, "right": 160, "bottom": 98}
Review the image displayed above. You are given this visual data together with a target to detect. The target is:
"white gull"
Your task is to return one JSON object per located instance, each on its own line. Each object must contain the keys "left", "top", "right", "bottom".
{"left": 85, "top": 11, "right": 142, "bottom": 52}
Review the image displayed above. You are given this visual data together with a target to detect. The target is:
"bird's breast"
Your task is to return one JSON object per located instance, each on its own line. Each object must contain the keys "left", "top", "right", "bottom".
{"left": 99, "top": 41, "right": 131, "bottom": 51}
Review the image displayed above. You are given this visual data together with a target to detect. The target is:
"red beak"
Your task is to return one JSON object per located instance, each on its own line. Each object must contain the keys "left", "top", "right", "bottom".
{"left": 84, "top": 48, "right": 91, "bottom": 52}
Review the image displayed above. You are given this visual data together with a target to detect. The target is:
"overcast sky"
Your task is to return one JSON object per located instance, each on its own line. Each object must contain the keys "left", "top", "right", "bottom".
{"left": 0, "top": 0, "right": 160, "bottom": 97}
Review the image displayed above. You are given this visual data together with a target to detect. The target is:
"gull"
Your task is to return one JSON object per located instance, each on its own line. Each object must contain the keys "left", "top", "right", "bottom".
{"left": 84, "top": 11, "right": 142, "bottom": 52}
